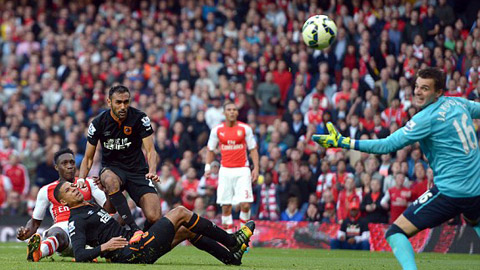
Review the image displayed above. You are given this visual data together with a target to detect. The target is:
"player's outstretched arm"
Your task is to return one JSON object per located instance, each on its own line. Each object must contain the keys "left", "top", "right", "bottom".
{"left": 17, "top": 218, "right": 42, "bottom": 240}
{"left": 311, "top": 122, "right": 354, "bottom": 149}
{"left": 78, "top": 141, "right": 97, "bottom": 181}
{"left": 312, "top": 121, "right": 430, "bottom": 155}
{"left": 142, "top": 134, "right": 159, "bottom": 182}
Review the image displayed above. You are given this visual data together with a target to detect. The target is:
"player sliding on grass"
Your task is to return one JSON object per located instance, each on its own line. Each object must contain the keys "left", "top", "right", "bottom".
{"left": 312, "top": 67, "right": 480, "bottom": 270}
{"left": 54, "top": 180, "right": 254, "bottom": 265}
{"left": 16, "top": 148, "right": 113, "bottom": 262}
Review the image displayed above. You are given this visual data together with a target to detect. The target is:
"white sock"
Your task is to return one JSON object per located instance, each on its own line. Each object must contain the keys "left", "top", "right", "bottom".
{"left": 239, "top": 210, "right": 251, "bottom": 228}
{"left": 221, "top": 214, "right": 233, "bottom": 233}
{"left": 40, "top": 236, "right": 59, "bottom": 258}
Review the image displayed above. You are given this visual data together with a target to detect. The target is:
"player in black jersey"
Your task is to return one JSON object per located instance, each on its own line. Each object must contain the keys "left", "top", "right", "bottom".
{"left": 54, "top": 181, "right": 254, "bottom": 265}
{"left": 78, "top": 85, "right": 160, "bottom": 243}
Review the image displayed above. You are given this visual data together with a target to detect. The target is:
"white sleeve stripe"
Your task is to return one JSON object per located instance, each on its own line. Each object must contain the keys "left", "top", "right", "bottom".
{"left": 32, "top": 186, "right": 50, "bottom": 221}
{"left": 207, "top": 124, "right": 221, "bottom": 151}
{"left": 239, "top": 123, "right": 257, "bottom": 150}
{"left": 86, "top": 178, "right": 107, "bottom": 207}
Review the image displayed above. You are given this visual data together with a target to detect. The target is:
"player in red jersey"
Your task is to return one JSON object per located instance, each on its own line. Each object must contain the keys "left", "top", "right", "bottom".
{"left": 16, "top": 148, "right": 112, "bottom": 262}
{"left": 205, "top": 101, "right": 259, "bottom": 232}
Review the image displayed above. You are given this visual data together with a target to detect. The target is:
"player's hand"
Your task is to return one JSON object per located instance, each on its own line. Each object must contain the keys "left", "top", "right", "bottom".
{"left": 92, "top": 176, "right": 106, "bottom": 192}
{"left": 100, "top": 236, "right": 128, "bottom": 252}
{"left": 146, "top": 173, "right": 159, "bottom": 182}
{"left": 251, "top": 168, "right": 259, "bottom": 182}
{"left": 17, "top": 226, "right": 31, "bottom": 241}
{"left": 76, "top": 178, "right": 87, "bottom": 189}
{"left": 339, "top": 235, "right": 346, "bottom": 241}
{"left": 312, "top": 122, "right": 352, "bottom": 149}
{"left": 347, "top": 238, "right": 356, "bottom": 244}
{"left": 204, "top": 170, "right": 211, "bottom": 178}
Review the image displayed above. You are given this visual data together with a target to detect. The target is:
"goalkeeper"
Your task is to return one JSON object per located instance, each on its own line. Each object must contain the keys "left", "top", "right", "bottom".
{"left": 313, "top": 67, "right": 480, "bottom": 270}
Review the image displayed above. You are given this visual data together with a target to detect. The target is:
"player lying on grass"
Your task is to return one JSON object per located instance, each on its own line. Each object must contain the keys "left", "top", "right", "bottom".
{"left": 312, "top": 67, "right": 480, "bottom": 270}
{"left": 53, "top": 180, "right": 254, "bottom": 265}
{"left": 16, "top": 148, "right": 113, "bottom": 262}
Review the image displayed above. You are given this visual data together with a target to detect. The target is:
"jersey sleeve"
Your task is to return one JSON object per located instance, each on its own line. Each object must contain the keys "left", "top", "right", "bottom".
{"left": 69, "top": 217, "right": 101, "bottom": 262}
{"left": 356, "top": 112, "right": 432, "bottom": 154}
{"left": 86, "top": 178, "right": 107, "bottom": 207}
{"left": 138, "top": 113, "right": 154, "bottom": 138}
{"left": 465, "top": 99, "right": 480, "bottom": 119}
{"left": 32, "top": 186, "right": 49, "bottom": 221}
{"left": 207, "top": 126, "right": 219, "bottom": 151}
{"left": 245, "top": 125, "right": 257, "bottom": 150}
{"left": 87, "top": 118, "right": 101, "bottom": 145}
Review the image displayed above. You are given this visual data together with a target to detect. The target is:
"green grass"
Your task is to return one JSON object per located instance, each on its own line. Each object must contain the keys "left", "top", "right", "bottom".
{"left": 1, "top": 242, "right": 480, "bottom": 270}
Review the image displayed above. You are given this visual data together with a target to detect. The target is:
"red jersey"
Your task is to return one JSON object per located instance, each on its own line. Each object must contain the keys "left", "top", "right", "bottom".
{"left": 336, "top": 191, "right": 360, "bottom": 222}
{"left": 386, "top": 186, "right": 412, "bottom": 223}
{"left": 207, "top": 121, "right": 257, "bottom": 168}
{"left": 32, "top": 178, "right": 106, "bottom": 223}
{"left": 181, "top": 179, "right": 199, "bottom": 210}
{"left": 3, "top": 163, "right": 29, "bottom": 195}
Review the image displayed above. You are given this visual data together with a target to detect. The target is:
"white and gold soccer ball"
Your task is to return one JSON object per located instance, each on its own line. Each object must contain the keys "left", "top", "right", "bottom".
{"left": 302, "top": 15, "right": 337, "bottom": 50}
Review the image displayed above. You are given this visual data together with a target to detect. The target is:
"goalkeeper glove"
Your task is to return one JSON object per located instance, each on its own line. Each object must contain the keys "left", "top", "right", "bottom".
{"left": 312, "top": 122, "right": 353, "bottom": 149}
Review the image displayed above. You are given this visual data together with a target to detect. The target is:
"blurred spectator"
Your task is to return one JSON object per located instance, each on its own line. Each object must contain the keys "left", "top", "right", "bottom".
{"left": 197, "top": 160, "right": 219, "bottom": 206}
{"left": 255, "top": 171, "right": 279, "bottom": 221}
{"left": 155, "top": 163, "right": 177, "bottom": 208}
{"left": 0, "top": 166, "right": 12, "bottom": 210}
{"left": 330, "top": 200, "right": 370, "bottom": 250}
{"left": 280, "top": 196, "right": 306, "bottom": 221}
{"left": 336, "top": 176, "right": 361, "bottom": 223}
{"left": 361, "top": 178, "right": 389, "bottom": 224}
{"left": 381, "top": 172, "right": 413, "bottom": 224}
{"left": 256, "top": 71, "right": 281, "bottom": 115}
{"left": 3, "top": 153, "right": 29, "bottom": 197}
{"left": 305, "top": 203, "right": 322, "bottom": 222}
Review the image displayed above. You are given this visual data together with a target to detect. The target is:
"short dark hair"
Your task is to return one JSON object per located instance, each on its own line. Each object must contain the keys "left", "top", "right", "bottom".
{"left": 54, "top": 148, "right": 74, "bottom": 165}
{"left": 53, "top": 181, "right": 67, "bottom": 202}
{"left": 416, "top": 67, "right": 446, "bottom": 93}
{"left": 109, "top": 85, "right": 130, "bottom": 99}
{"left": 223, "top": 100, "right": 236, "bottom": 109}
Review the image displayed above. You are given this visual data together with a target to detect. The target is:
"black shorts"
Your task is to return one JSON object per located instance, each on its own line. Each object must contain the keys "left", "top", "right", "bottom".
{"left": 100, "top": 166, "right": 157, "bottom": 205}
{"left": 403, "top": 186, "right": 480, "bottom": 230}
{"left": 111, "top": 217, "right": 175, "bottom": 264}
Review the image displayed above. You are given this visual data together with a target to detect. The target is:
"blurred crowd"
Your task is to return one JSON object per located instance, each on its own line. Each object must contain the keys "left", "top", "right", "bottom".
{"left": 0, "top": 0, "right": 478, "bottom": 231}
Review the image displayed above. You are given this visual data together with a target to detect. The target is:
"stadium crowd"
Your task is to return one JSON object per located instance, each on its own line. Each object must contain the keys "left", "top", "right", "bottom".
{"left": 0, "top": 0, "right": 479, "bottom": 231}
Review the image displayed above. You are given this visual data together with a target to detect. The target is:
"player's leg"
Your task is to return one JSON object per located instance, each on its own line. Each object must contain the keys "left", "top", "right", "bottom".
{"left": 171, "top": 227, "right": 242, "bottom": 265}
{"left": 100, "top": 168, "right": 141, "bottom": 232}
{"left": 28, "top": 226, "right": 69, "bottom": 262}
{"left": 461, "top": 194, "right": 480, "bottom": 237}
{"left": 138, "top": 193, "right": 162, "bottom": 230}
{"left": 165, "top": 206, "right": 254, "bottom": 251}
{"left": 217, "top": 167, "right": 234, "bottom": 233}
{"left": 125, "top": 171, "right": 161, "bottom": 238}
{"left": 386, "top": 187, "right": 458, "bottom": 270}
{"left": 234, "top": 168, "right": 254, "bottom": 228}
{"left": 221, "top": 205, "right": 234, "bottom": 233}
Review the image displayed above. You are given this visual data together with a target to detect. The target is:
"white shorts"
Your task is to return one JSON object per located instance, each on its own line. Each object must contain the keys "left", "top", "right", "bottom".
{"left": 217, "top": 167, "right": 254, "bottom": 205}
{"left": 42, "top": 221, "right": 73, "bottom": 257}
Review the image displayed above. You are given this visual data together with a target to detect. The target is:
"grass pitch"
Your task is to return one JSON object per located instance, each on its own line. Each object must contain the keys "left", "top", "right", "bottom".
{"left": 1, "top": 242, "right": 480, "bottom": 270}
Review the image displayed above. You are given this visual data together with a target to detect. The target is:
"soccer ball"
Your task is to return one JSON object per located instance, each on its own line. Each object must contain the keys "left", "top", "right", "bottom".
{"left": 302, "top": 15, "right": 337, "bottom": 50}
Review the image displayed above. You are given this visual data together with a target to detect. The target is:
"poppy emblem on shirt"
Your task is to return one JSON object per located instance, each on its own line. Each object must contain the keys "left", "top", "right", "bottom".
{"left": 124, "top": 126, "right": 132, "bottom": 135}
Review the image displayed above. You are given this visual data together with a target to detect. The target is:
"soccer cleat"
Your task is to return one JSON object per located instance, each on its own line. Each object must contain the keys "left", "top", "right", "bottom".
{"left": 27, "top": 233, "right": 42, "bottom": 262}
{"left": 230, "top": 243, "right": 248, "bottom": 266}
{"left": 230, "top": 220, "right": 255, "bottom": 252}
{"left": 129, "top": 230, "right": 144, "bottom": 245}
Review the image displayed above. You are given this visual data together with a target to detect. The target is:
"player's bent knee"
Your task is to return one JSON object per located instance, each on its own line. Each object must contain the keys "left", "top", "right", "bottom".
{"left": 385, "top": 224, "right": 408, "bottom": 239}
{"left": 101, "top": 175, "right": 121, "bottom": 192}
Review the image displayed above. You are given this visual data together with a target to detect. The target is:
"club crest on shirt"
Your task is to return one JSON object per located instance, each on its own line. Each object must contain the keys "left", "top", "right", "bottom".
{"left": 124, "top": 126, "right": 132, "bottom": 135}
{"left": 237, "top": 130, "right": 243, "bottom": 137}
